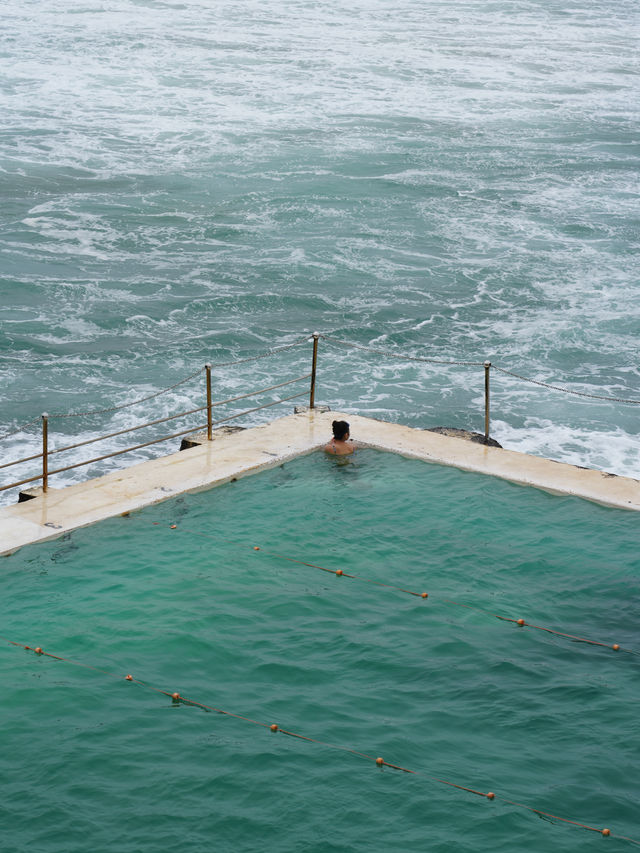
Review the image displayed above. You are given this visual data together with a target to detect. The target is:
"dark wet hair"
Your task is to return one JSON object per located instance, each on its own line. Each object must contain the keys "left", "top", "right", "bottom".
{"left": 332, "top": 420, "right": 350, "bottom": 440}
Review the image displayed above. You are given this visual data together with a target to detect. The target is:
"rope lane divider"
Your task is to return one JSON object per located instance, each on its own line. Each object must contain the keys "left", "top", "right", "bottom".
{"left": 171, "top": 526, "right": 430, "bottom": 599}
{"left": 2, "top": 635, "right": 634, "bottom": 845}
{"left": 439, "top": 599, "right": 635, "bottom": 655}
{"left": 162, "top": 525, "right": 635, "bottom": 657}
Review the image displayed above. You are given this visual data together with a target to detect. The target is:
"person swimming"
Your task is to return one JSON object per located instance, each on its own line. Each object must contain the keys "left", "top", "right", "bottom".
{"left": 324, "top": 420, "right": 354, "bottom": 455}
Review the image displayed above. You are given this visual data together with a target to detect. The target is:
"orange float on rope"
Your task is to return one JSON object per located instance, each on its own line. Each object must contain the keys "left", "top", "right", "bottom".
{"left": 612, "top": 644, "right": 620, "bottom": 651}
{"left": 336, "top": 570, "right": 343, "bottom": 576}
{"left": 517, "top": 619, "right": 526, "bottom": 627}
{"left": 421, "top": 592, "right": 428, "bottom": 599}
{"left": 4, "top": 634, "right": 639, "bottom": 846}
{"left": 253, "top": 546, "right": 260, "bottom": 551}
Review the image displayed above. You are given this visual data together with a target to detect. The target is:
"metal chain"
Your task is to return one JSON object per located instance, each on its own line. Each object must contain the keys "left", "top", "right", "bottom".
{"left": 207, "top": 335, "right": 311, "bottom": 368}
{"left": 322, "top": 335, "right": 640, "bottom": 404}
{"left": 492, "top": 366, "right": 640, "bottom": 405}
{"left": 0, "top": 415, "right": 42, "bottom": 441}
{"left": 4, "top": 333, "right": 639, "bottom": 437}
{"left": 49, "top": 366, "right": 206, "bottom": 419}
{"left": 1, "top": 338, "right": 311, "bottom": 430}
{"left": 320, "top": 335, "right": 484, "bottom": 366}
{"left": 210, "top": 373, "right": 312, "bottom": 408}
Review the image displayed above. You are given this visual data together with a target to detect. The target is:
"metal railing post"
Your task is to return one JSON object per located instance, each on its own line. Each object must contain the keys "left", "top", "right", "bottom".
{"left": 42, "top": 412, "right": 49, "bottom": 492}
{"left": 309, "top": 333, "right": 319, "bottom": 409}
{"left": 484, "top": 361, "right": 491, "bottom": 444}
{"left": 205, "top": 363, "right": 212, "bottom": 440}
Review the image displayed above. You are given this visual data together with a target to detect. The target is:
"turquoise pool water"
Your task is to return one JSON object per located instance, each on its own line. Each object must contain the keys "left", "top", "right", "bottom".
{"left": 2, "top": 451, "right": 639, "bottom": 852}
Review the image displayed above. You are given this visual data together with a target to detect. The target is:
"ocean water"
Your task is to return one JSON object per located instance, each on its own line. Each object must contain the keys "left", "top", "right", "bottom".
{"left": 2, "top": 451, "right": 639, "bottom": 852}
{"left": 0, "top": 0, "right": 639, "bottom": 501}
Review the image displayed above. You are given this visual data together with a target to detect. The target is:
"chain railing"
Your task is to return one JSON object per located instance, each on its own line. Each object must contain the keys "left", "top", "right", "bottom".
{"left": 0, "top": 337, "right": 315, "bottom": 498}
{"left": 2, "top": 331, "right": 639, "bottom": 500}
{"left": 317, "top": 334, "right": 640, "bottom": 444}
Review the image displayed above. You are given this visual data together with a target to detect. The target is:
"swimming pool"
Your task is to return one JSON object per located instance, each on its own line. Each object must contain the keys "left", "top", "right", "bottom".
{"left": 3, "top": 450, "right": 638, "bottom": 852}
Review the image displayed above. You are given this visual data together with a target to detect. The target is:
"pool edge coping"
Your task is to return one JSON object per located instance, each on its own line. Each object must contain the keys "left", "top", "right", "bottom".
{"left": 1, "top": 409, "right": 639, "bottom": 557}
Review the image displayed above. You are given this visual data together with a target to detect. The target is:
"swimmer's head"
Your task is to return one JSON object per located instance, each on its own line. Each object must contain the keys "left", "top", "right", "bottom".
{"left": 332, "top": 420, "right": 350, "bottom": 440}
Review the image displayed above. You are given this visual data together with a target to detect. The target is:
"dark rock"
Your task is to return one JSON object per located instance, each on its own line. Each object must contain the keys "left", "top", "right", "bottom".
{"left": 180, "top": 425, "right": 245, "bottom": 451}
{"left": 427, "top": 427, "right": 502, "bottom": 449}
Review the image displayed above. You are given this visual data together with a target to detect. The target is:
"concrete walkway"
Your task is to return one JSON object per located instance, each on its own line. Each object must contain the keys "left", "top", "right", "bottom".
{"left": 1, "top": 409, "right": 639, "bottom": 557}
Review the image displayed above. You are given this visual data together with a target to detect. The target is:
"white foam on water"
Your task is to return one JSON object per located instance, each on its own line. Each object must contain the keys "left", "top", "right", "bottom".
{"left": 493, "top": 418, "right": 640, "bottom": 480}
{"left": 0, "top": 0, "right": 638, "bottom": 504}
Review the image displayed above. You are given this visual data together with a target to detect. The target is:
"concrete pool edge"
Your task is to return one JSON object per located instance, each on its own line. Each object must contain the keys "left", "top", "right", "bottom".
{"left": 1, "top": 409, "right": 639, "bottom": 557}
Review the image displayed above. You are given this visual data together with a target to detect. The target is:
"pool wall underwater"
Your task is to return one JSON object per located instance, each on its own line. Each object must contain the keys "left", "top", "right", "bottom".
{"left": 1, "top": 409, "right": 640, "bottom": 558}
